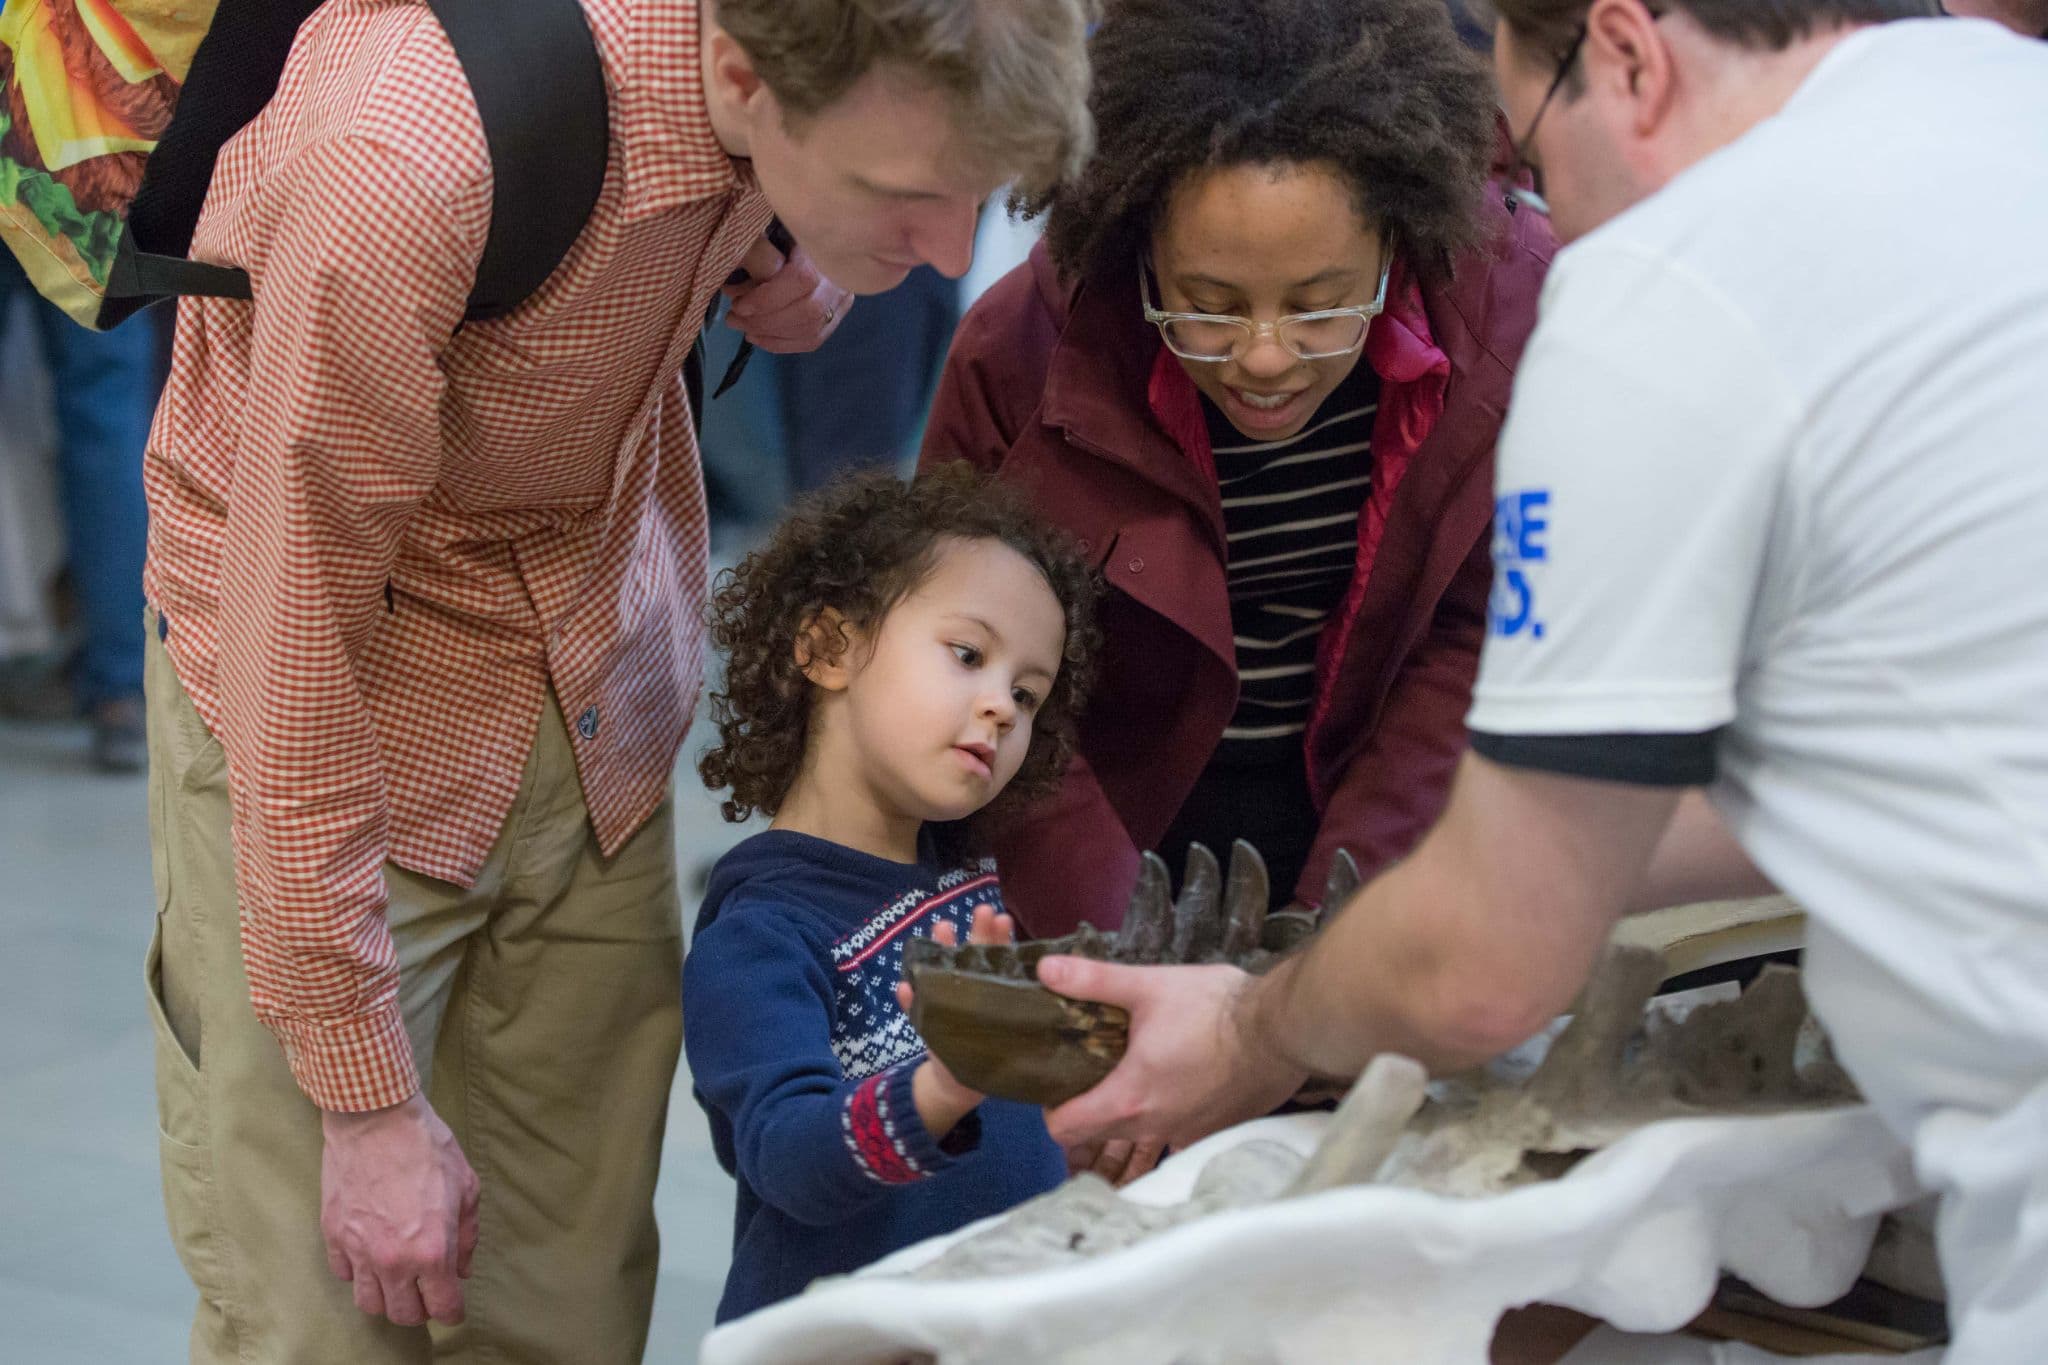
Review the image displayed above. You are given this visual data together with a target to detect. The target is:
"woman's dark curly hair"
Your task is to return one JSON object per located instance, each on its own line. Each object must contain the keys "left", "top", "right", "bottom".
{"left": 1025, "top": 0, "right": 1499, "bottom": 285}
{"left": 700, "top": 464, "right": 1102, "bottom": 845}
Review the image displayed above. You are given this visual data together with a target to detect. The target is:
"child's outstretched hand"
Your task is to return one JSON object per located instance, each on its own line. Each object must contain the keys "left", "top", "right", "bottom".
{"left": 897, "top": 905, "right": 1013, "bottom": 1140}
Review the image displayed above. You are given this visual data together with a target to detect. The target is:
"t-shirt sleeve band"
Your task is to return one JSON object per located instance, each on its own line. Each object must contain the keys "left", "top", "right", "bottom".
{"left": 1468, "top": 728, "right": 1722, "bottom": 786}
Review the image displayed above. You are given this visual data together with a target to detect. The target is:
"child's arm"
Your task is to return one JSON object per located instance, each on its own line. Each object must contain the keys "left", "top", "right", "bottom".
{"left": 684, "top": 906, "right": 983, "bottom": 1226}
{"left": 894, "top": 906, "right": 1011, "bottom": 1137}
{"left": 909, "top": 1060, "right": 982, "bottom": 1139}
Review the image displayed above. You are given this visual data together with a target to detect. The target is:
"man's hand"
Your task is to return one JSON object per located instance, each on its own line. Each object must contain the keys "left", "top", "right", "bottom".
{"left": 1034, "top": 757, "right": 1682, "bottom": 1160}
{"left": 722, "top": 238, "right": 851, "bottom": 354}
{"left": 320, "top": 1092, "right": 480, "bottom": 1327}
{"left": 1035, "top": 959, "right": 1307, "bottom": 1152}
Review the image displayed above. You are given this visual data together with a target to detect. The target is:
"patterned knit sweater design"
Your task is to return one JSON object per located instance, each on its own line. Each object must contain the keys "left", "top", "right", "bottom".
{"left": 683, "top": 830, "right": 1067, "bottom": 1323}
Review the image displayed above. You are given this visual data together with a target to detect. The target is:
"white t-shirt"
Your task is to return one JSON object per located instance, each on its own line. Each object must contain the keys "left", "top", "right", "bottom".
{"left": 1467, "top": 20, "right": 2048, "bottom": 1355}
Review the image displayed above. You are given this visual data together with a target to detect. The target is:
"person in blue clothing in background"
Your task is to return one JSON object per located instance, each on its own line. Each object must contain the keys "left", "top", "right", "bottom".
{"left": 684, "top": 465, "right": 1101, "bottom": 1322}
{"left": 0, "top": 257, "right": 157, "bottom": 770}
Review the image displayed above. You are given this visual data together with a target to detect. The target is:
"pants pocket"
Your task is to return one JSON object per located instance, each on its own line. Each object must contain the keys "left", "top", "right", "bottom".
{"left": 147, "top": 915, "right": 229, "bottom": 1302}
{"left": 146, "top": 913, "right": 204, "bottom": 1143}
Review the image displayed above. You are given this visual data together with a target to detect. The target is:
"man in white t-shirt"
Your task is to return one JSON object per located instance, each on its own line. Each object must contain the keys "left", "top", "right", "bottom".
{"left": 1033, "top": 3, "right": 2048, "bottom": 1355}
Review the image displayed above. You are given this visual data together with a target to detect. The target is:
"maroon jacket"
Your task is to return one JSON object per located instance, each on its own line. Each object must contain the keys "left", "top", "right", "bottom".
{"left": 920, "top": 193, "right": 1555, "bottom": 937}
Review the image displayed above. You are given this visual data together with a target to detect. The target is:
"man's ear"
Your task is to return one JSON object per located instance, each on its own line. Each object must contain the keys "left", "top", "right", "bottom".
{"left": 794, "top": 608, "right": 858, "bottom": 691}
{"left": 703, "top": 27, "right": 769, "bottom": 117}
{"left": 1585, "top": 0, "right": 1678, "bottom": 136}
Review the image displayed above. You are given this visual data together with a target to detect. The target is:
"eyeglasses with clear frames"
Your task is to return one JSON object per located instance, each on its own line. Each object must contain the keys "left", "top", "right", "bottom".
{"left": 1139, "top": 254, "right": 1392, "bottom": 364}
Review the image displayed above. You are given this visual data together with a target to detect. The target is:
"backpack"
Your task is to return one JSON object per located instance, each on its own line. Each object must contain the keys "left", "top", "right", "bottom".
{"left": 0, "top": 0, "right": 607, "bottom": 331}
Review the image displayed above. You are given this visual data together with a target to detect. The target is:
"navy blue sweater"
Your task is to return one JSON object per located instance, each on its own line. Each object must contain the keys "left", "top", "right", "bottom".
{"left": 684, "top": 831, "right": 1067, "bottom": 1323}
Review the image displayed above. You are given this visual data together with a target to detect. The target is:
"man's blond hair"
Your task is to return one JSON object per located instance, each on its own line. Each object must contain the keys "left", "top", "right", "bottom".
{"left": 713, "top": 0, "right": 1094, "bottom": 196}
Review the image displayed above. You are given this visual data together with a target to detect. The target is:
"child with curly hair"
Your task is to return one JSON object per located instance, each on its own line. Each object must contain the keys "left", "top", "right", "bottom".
{"left": 683, "top": 465, "right": 1101, "bottom": 1322}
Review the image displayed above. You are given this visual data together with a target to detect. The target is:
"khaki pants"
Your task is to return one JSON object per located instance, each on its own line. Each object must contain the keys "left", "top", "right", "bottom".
{"left": 143, "top": 616, "right": 684, "bottom": 1363}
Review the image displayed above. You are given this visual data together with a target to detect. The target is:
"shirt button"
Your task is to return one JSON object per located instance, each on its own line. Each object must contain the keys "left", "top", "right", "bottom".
{"left": 576, "top": 705, "right": 600, "bottom": 740}
{"left": 1076, "top": 538, "right": 1091, "bottom": 554}
{"left": 1127, "top": 557, "right": 1145, "bottom": 574}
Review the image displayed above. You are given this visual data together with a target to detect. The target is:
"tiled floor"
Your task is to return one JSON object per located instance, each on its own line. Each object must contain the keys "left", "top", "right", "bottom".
{"left": 0, "top": 713, "right": 754, "bottom": 1363}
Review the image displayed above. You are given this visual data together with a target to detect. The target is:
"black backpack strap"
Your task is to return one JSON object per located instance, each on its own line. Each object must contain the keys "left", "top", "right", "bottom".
{"left": 106, "top": 242, "right": 253, "bottom": 307}
{"left": 130, "top": 0, "right": 328, "bottom": 264}
{"left": 107, "top": 0, "right": 607, "bottom": 326}
{"left": 684, "top": 336, "right": 706, "bottom": 431}
{"left": 430, "top": 0, "right": 609, "bottom": 322}
{"left": 95, "top": 0, "right": 322, "bottom": 326}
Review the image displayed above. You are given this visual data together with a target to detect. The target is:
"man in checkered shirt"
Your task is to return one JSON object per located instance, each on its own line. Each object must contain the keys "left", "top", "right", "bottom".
{"left": 138, "top": 1, "right": 1091, "bottom": 1358}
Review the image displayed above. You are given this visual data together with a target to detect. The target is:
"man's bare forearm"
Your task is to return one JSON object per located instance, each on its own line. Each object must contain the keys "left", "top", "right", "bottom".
{"left": 1246, "top": 848, "right": 1567, "bottom": 1080}
{"left": 1244, "top": 756, "right": 1681, "bottom": 1082}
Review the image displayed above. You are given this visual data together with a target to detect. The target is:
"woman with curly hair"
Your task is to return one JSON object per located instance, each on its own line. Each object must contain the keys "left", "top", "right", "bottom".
{"left": 682, "top": 466, "right": 1100, "bottom": 1321}
{"left": 921, "top": 0, "right": 1556, "bottom": 936}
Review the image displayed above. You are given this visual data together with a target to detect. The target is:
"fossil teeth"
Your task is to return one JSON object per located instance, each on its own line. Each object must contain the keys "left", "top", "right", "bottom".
{"left": 1219, "top": 840, "right": 1270, "bottom": 962}
{"left": 1322, "top": 848, "right": 1362, "bottom": 910}
{"left": 1170, "top": 842, "right": 1223, "bottom": 962}
{"left": 1114, "top": 852, "right": 1175, "bottom": 962}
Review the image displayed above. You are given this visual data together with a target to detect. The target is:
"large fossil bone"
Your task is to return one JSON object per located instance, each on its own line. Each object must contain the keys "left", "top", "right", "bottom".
{"left": 903, "top": 938, "right": 1858, "bottom": 1282}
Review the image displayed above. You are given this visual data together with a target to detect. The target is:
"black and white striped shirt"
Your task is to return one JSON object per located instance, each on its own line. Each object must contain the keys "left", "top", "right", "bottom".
{"left": 1202, "top": 364, "right": 1380, "bottom": 764}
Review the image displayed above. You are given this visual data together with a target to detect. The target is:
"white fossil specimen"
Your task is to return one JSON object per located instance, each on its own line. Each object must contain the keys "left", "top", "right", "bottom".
{"left": 911, "top": 946, "right": 1857, "bottom": 1282}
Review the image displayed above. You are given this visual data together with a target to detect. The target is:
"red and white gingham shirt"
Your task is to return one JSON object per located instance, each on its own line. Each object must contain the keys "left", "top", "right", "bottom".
{"left": 142, "top": 0, "right": 770, "bottom": 1111}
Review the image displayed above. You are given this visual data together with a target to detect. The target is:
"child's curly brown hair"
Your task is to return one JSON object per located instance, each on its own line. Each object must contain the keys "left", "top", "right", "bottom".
{"left": 699, "top": 464, "right": 1102, "bottom": 845}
